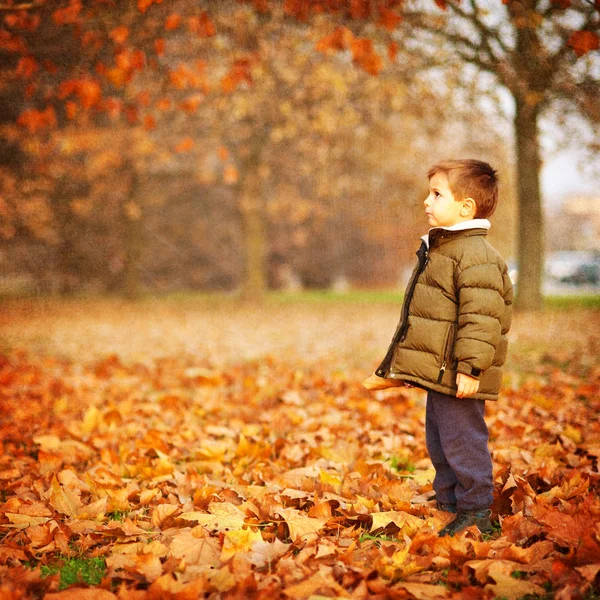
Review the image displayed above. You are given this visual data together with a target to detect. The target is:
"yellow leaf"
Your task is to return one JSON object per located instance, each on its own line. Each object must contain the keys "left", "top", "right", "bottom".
{"left": 396, "top": 582, "right": 450, "bottom": 599}
{"left": 370, "top": 511, "right": 424, "bottom": 537}
{"left": 248, "top": 539, "right": 291, "bottom": 568}
{"left": 151, "top": 503, "right": 179, "bottom": 527}
{"left": 5, "top": 513, "right": 50, "bottom": 529}
{"left": 76, "top": 496, "right": 107, "bottom": 520}
{"left": 180, "top": 502, "right": 247, "bottom": 531}
{"left": 33, "top": 434, "right": 61, "bottom": 450}
{"left": 169, "top": 527, "right": 221, "bottom": 566}
{"left": 319, "top": 469, "right": 342, "bottom": 494}
{"left": 276, "top": 507, "right": 327, "bottom": 542}
{"left": 220, "top": 527, "right": 263, "bottom": 561}
{"left": 48, "top": 475, "right": 83, "bottom": 517}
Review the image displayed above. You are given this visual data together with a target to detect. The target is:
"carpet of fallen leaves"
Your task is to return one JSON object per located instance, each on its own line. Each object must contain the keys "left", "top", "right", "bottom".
{"left": 1, "top": 299, "right": 599, "bottom": 600}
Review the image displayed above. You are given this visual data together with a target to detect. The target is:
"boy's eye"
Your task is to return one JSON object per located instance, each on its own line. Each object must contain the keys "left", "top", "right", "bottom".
{"left": 434, "top": 191, "right": 441, "bottom": 197}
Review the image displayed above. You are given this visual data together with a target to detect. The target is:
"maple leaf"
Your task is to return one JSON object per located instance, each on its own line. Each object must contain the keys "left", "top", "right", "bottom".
{"left": 15, "top": 56, "right": 38, "bottom": 78}
{"left": 568, "top": 30, "right": 600, "bottom": 56}
{"left": 221, "top": 527, "right": 264, "bottom": 561}
{"left": 52, "top": 0, "right": 82, "bottom": 25}
{"left": 109, "top": 25, "right": 129, "bottom": 45}
{"left": 371, "top": 510, "right": 425, "bottom": 537}
{"left": 248, "top": 538, "right": 291, "bottom": 568}
{"left": 378, "top": 7, "right": 403, "bottom": 31}
{"left": 276, "top": 507, "right": 327, "bottom": 542}
{"left": 169, "top": 527, "right": 221, "bottom": 566}
{"left": 180, "top": 501, "right": 247, "bottom": 531}
{"left": 188, "top": 12, "right": 216, "bottom": 37}
{"left": 395, "top": 582, "right": 450, "bottom": 599}
{"left": 165, "top": 13, "right": 182, "bottom": 31}
{"left": 47, "top": 475, "right": 83, "bottom": 517}
{"left": 466, "top": 560, "right": 546, "bottom": 599}
{"left": 175, "top": 137, "right": 195, "bottom": 153}
{"left": 138, "top": 0, "right": 163, "bottom": 13}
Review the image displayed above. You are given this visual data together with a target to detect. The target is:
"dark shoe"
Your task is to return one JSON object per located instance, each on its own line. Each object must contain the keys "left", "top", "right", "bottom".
{"left": 438, "top": 508, "right": 492, "bottom": 537}
{"left": 436, "top": 502, "right": 457, "bottom": 513}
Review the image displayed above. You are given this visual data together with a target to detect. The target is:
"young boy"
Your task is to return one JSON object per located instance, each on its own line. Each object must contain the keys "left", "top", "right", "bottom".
{"left": 364, "top": 159, "right": 513, "bottom": 536}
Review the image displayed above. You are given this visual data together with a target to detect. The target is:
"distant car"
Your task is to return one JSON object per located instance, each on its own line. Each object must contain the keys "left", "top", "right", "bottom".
{"left": 561, "top": 263, "right": 599, "bottom": 286}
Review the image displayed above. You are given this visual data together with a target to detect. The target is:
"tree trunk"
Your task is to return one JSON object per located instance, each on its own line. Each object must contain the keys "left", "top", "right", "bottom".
{"left": 240, "top": 170, "right": 266, "bottom": 301}
{"left": 513, "top": 97, "right": 544, "bottom": 311}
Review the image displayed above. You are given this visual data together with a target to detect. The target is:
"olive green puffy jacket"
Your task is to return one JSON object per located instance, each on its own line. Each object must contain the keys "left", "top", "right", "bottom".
{"left": 376, "top": 226, "right": 513, "bottom": 401}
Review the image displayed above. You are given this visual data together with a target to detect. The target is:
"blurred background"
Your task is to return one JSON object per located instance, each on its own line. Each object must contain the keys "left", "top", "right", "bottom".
{"left": 0, "top": 0, "right": 598, "bottom": 302}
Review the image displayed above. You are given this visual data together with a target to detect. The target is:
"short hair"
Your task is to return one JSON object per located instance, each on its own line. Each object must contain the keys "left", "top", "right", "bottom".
{"left": 427, "top": 159, "right": 499, "bottom": 218}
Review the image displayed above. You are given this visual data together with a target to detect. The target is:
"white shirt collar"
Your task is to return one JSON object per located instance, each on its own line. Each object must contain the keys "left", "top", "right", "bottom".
{"left": 421, "top": 219, "right": 491, "bottom": 248}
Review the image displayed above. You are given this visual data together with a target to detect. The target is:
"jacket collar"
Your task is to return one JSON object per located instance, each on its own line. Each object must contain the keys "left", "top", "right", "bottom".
{"left": 421, "top": 219, "right": 491, "bottom": 248}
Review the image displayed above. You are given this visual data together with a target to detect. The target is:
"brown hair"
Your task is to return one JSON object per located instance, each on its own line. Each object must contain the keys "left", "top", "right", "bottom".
{"left": 427, "top": 159, "right": 499, "bottom": 218}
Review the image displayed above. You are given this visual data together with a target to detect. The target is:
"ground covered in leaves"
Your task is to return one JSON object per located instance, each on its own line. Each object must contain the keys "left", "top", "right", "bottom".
{"left": 1, "top": 297, "right": 599, "bottom": 599}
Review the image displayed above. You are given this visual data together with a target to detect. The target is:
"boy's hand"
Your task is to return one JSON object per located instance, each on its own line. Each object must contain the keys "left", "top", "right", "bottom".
{"left": 456, "top": 373, "right": 480, "bottom": 398}
{"left": 362, "top": 373, "right": 406, "bottom": 391}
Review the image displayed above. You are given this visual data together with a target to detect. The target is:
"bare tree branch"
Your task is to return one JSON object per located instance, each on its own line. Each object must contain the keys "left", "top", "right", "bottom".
{"left": 0, "top": 1, "right": 45, "bottom": 10}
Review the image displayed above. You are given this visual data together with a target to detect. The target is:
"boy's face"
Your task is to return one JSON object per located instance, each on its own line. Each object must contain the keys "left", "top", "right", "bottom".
{"left": 424, "top": 172, "right": 468, "bottom": 228}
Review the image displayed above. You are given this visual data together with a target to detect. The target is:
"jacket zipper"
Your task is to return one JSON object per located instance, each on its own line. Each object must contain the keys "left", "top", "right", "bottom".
{"left": 375, "top": 242, "right": 429, "bottom": 377}
{"left": 437, "top": 323, "right": 455, "bottom": 384}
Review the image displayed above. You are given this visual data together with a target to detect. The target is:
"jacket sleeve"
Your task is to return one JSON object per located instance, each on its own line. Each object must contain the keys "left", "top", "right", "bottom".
{"left": 454, "top": 260, "right": 506, "bottom": 378}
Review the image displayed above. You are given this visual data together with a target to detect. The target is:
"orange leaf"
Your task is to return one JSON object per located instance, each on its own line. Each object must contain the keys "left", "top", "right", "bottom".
{"left": 180, "top": 94, "right": 203, "bottom": 113}
{"left": 217, "top": 146, "right": 229, "bottom": 161}
{"left": 568, "top": 30, "right": 600, "bottom": 57}
{"left": 58, "top": 80, "right": 78, "bottom": 99}
{"left": 284, "top": 0, "right": 310, "bottom": 21}
{"left": 351, "top": 38, "right": 383, "bottom": 75}
{"left": 138, "top": 0, "right": 163, "bottom": 13}
{"left": 316, "top": 26, "right": 354, "bottom": 53}
{"left": 188, "top": 12, "right": 216, "bottom": 37}
{"left": 223, "top": 165, "right": 238, "bottom": 185}
{"left": 104, "top": 97, "right": 122, "bottom": 119}
{"left": 17, "top": 107, "right": 57, "bottom": 133}
{"left": 143, "top": 115, "right": 157, "bottom": 130}
{"left": 0, "top": 30, "right": 28, "bottom": 53}
{"left": 378, "top": 7, "right": 402, "bottom": 31}
{"left": 25, "top": 82, "right": 36, "bottom": 99}
{"left": 52, "top": 0, "right": 82, "bottom": 25}
{"left": 77, "top": 79, "right": 102, "bottom": 108}
{"left": 165, "top": 13, "right": 182, "bottom": 31}
{"left": 48, "top": 474, "right": 82, "bottom": 517}
{"left": 115, "top": 50, "right": 132, "bottom": 70}
{"left": 131, "top": 50, "right": 146, "bottom": 70}
{"left": 137, "top": 90, "right": 151, "bottom": 106}
{"left": 125, "top": 105, "right": 138, "bottom": 124}
{"left": 251, "top": 0, "right": 269, "bottom": 13}
{"left": 107, "top": 67, "right": 129, "bottom": 88}
{"left": 15, "top": 56, "right": 38, "bottom": 78}
{"left": 66, "top": 101, "right": 77, "bottom": 120}
{"left": 175, "top": 137, "right": 194, "bottom": 153}
{"left": 221, "top": 60, "right": 253, "bottom": 93}
{"left": 156, "top": 98, "right": 171, "bottom": 110}
{"left": 43, "top": 60, "right": 59, "bottom": 74}
{"left": 388, "top": 41, "right": 399, "bottom": 62}
{"left": 154, "top": 38, "right": 165, "bottom": 56}
{"left": 110, "top": 25, "right": 130, "bottom": 45}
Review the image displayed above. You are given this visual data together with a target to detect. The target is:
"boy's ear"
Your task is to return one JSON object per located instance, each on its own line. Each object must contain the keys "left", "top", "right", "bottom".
{"left": 461, "top": 197, "right": 477, "bottom": 218}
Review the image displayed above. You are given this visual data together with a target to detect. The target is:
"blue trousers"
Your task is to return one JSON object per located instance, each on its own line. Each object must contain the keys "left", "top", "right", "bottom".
{"left": 425, "top": 389, "right": 493, "bottom": 510}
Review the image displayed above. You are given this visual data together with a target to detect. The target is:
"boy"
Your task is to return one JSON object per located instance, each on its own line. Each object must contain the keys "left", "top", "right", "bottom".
{"left": 364, "top": 159, "right": 513, "bottom": 536}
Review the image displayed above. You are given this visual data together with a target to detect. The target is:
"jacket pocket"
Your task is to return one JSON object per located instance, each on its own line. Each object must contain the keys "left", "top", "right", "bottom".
{"left": 437, "top": 322, "right": 456, "bottom": 384}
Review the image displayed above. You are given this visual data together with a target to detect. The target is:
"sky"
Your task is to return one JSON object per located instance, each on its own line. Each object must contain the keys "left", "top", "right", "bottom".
{"left": 541, "top": 150, "right": 599, "bottom": 209}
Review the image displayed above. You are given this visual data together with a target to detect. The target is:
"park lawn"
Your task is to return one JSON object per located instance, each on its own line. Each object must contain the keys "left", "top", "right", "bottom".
{"left": 0, "top": 295, "right": 599, "bottom": 599}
